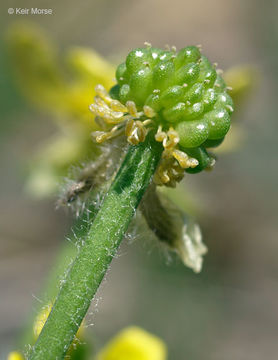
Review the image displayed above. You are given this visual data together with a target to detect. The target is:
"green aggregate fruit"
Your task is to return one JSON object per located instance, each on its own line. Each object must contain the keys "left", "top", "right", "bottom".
{"left": 115, "top": 45, "right": 234, "bottom": 172}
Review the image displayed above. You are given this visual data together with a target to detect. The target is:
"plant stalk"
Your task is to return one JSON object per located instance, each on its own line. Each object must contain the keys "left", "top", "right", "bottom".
{"left": 29, "top": 136, "right": 162, "bottom": 360}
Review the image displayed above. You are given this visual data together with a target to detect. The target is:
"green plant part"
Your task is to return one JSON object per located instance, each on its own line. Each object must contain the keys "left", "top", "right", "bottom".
{"left": 29, "top": 136, "right": 162, "bottom": 360}
{"left": 29, "top": 44, "right": 234, "bottom": 360}
{"left": 90, "top": 44, "right": 234, "bottom": 187}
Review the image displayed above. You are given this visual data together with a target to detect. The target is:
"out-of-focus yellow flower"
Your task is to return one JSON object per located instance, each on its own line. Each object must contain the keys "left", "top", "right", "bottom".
{"left": 224, "top": 65, "right": 257, "bottom": 108}
{"left": 6, "top": 22, "right": 115, "bottom": 197}
{"left": 7, "top": 351, "right": 24, "bottom": 360}
{"left": 6, "top": 22, "right": 115, "bottom": 129}
{"left": 96, "top": 326, "right": 167, "bottom": 360}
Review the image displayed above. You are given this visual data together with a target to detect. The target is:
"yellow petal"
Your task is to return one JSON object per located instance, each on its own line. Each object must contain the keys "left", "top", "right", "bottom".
{"left": 33, "top": 303, "right": 52, "bottom": 340}
{"left": 7, "top": 351, "right": 24, "bottom": 360}
{"left": 97, "top": 327, "right": 167, "bottom": 360}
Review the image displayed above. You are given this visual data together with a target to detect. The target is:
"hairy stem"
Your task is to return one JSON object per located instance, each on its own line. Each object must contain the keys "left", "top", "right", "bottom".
{"left": 29, "top": 136, "right": 162, "bottom": 360}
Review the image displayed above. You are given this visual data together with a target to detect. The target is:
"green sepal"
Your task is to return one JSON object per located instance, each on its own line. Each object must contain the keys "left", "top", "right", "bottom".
{"left": 203, "top": 137, "right": 225, "bottom": 148}
{"left": 109, "top": 84, "right": 120, "bottom": 100}
{"left": 181, "top": 146, "right": 211, "bottom": 173}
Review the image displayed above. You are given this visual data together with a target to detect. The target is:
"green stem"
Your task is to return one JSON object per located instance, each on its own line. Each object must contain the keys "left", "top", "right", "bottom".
{"left": 29, "top": 136, "right": 162, "bottom": 360}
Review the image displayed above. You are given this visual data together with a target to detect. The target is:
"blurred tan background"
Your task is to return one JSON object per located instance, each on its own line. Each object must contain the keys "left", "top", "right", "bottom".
{"left": 1, "top": 0, "right": 278, "bottom": 359}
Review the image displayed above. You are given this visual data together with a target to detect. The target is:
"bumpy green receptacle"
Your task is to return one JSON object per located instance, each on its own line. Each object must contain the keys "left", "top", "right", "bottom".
{"left": 113, "top": 46, "right": 233, "bottom": 173}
